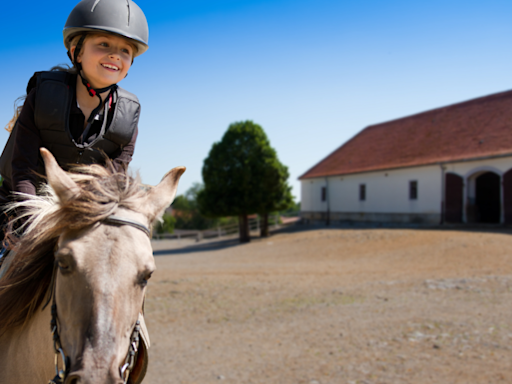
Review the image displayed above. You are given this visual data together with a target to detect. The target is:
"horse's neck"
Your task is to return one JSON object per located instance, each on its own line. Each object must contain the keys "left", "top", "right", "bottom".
{"left": 0, "top": 299, "right": 54, "bottom": 383}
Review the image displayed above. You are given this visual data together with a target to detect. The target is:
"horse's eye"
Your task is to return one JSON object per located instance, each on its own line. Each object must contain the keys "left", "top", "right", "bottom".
{"left": 139, "top": 272, "right": 153, "bottom": 287}
{"left": 55, "top": 250, "right": 74, "bottom": 275}
{"left": 57, "top": 260, "right": 71, "bottom": 273}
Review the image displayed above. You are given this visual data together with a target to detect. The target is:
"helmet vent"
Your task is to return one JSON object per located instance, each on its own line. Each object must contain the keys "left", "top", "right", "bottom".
{"left": 91, "top": 0, "right": 102, "bottom": 12}
{"left": 126, "top": 0, "right": 131, "bottom": 26}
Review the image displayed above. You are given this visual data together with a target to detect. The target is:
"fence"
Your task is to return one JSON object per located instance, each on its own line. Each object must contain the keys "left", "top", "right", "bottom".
{"left": 153, "top": 214, "right": 283, "bottom": 241}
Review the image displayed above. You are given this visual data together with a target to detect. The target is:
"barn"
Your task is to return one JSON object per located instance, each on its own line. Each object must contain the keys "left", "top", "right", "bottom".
{"left": 299, "top": 90, "right": 512, "bottom": 225}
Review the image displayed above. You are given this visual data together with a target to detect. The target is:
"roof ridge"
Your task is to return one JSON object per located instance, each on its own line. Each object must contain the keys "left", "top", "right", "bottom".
{"left": 300, "top": 88, "right": 512, "bottom": 180}
{"left": 366, "top": 89, "right": 512, "bottom": 129}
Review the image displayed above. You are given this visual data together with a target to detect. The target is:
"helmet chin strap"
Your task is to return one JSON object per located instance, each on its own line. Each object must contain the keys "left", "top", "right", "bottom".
{"left": 70, "top": 34, "right": 118, "bottom": 135}
{"left": 77, "top": 73, "right": 117, "bottom": 124}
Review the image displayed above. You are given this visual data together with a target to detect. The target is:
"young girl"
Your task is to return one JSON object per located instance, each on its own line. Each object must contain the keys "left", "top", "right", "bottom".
{"left": 0, "top": 0, "right": 149, "bottom": 211}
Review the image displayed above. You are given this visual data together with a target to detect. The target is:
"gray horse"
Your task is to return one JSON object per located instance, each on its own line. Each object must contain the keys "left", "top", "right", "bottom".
{"left": 0, "top": 148, "right": 184, "bottom": 384}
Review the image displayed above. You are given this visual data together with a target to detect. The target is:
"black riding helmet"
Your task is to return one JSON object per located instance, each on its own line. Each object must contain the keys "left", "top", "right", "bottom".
{"left": 62, "top": 0, "right": 149, "bottom": 138}
{"left": 63, "top": 0, "right": 149, "bottom": 58}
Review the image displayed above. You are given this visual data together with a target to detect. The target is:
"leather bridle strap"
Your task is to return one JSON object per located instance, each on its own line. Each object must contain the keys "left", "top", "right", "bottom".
{"left": 103, "top": 216, "right": 151, "bottom": 238}
{"left": 103, "top": 215, "right": 149, "bottom": 384}
{"left": 48, "top": 265, "right": 69, "bottom": 384}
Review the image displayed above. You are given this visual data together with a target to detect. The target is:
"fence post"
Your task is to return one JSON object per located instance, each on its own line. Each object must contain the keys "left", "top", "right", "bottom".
{"left": 275, "top": 214, "right": 279, "bottom": 229}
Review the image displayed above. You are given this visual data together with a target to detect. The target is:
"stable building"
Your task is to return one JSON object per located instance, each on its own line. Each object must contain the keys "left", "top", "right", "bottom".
{"left": 299, "top": 90, "right": 512, "bottom": 225}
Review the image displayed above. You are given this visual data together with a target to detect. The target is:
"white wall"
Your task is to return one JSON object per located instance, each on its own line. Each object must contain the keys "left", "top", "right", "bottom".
{"left": 445, "top": 156, "right": 512, "bottom": 178}
{"left": 301, "top": 165, "right": 442, "bottom": 215}
{"left": 301, "top": 155, "right": 512, "bottom": 224}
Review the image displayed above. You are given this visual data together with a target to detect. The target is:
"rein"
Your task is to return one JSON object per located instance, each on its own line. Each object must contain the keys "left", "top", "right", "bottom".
{"left": 48, "top": 214, "right": 150, "bottom": 384}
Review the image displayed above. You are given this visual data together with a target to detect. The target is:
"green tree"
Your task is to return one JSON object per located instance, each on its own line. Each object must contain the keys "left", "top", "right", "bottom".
{"left": 154, "top": 213, "right": 176, "bottom": 234}
{"left": 257, "top": 158, "right": 294, "bottom": 237}
{"left": 172, "top": 183, "right": 218, "bottom": 230}
{"left": 280, "top": 201, "right": 301, "bottom": 217}
{"left": 172, "top": 182, "right": 203, "bottom": 212}
{"left": 197, "top": 120, "right": 294, "bottom": 242}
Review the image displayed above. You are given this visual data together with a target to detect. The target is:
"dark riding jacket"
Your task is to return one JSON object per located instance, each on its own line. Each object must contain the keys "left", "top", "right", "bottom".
{"left": 0, "top": 70, "right": 140, "bottom": 201}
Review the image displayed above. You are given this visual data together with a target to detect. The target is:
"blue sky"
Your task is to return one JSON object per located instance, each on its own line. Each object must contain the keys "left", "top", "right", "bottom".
{"left": 1, "top": 0, "right": 512, "bottom": 201}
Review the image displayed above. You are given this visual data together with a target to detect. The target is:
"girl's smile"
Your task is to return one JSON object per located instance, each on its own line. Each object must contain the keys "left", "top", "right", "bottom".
{"left": 71, "top": 33, "right": 135, "bottom": 89}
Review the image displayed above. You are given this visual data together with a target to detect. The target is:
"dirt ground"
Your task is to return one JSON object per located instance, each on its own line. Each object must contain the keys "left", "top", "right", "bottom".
{"left": 144, "top": 226, "right": 512, "bottom": 384}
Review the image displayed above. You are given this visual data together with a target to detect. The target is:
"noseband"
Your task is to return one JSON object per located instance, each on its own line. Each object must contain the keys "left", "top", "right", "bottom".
{"left": 48, "top": 215, "right": 151, "bottom": 384}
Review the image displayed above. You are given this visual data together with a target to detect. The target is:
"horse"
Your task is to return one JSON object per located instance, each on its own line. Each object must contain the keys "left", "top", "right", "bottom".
{"left": 0, "top": 148, "right": 185, "bottom": 384}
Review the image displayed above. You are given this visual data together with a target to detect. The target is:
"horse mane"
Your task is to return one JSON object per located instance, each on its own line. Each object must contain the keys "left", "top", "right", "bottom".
{"left": 0, "top": 161, "right": 147, "bottom": 337}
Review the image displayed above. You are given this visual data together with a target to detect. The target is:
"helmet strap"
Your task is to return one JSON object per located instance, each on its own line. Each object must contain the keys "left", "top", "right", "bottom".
{"left": 69, "top": 33, "right": 119, "bottom": 139}
{"left": 78, "top": 75, "right": 118, "bottom": 123}
{"left": 78, "top": 73, "right": 117, "bottom": 98}
{"left": 78, "top": 85, "right": 117, "bottom": 144}
{"left": 70, "top": 34, "right": 87, "bottom": 73}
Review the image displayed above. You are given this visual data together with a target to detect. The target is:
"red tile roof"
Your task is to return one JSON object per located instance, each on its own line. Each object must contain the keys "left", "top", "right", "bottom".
{"left": 300, "top": 90, "right": 512, "bottom": 179}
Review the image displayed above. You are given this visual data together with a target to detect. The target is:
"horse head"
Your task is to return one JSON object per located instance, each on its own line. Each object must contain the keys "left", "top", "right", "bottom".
{"left": 40, "top": 149, "right": 185, "bottom": 384}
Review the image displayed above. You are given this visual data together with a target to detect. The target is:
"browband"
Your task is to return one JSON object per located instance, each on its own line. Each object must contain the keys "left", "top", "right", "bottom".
{"left": 103, "top": 215, "right": 151, "bottom": 238}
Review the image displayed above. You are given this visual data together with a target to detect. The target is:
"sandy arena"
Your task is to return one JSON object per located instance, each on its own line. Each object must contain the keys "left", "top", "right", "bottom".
{"left": 144, "top": 227, "right": 512, "bottom": 384}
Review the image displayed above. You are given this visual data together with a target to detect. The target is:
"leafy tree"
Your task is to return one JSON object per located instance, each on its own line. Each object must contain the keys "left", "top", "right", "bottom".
{"left": 172, "top": 182, "right": 203, "bottom": 212}
{"left": 154, "top": 213, "right": 176, "bottom": 234}
{"left": 257, "top": 158, "right": 294, "bottom": 237}
{"left": 197, "top": 120, "right": 294, "bottom": 242}
{"left": 172, "top": 183, "right": 218, "bottom": 230}
{"left": 280, "top": 201, "right": 301, "bottom": 217}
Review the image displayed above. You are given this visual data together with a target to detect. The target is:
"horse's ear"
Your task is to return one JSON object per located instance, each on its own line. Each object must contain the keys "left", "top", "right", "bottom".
{"left": 145, "top": 166, "right": 186, "bottom": 221}
{"left": 40, "top": 148, "right": 80, "bottom": 203}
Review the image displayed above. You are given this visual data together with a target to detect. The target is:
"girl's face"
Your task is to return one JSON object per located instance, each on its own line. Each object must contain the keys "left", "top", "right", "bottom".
{"left": 72, "top": 33, "right": 135, "bottom": 89}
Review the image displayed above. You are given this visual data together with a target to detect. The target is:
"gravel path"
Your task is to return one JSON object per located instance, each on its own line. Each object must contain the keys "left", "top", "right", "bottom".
{"left": 145, "top": 227, "right": 512, "bottom": 384}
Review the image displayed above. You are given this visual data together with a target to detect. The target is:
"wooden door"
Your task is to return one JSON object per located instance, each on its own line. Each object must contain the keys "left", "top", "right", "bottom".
{"left": 445, "top": 173, "right": 463, "bottom": 223}
{"left": 503, "top": 169, "right": 512, "bottom": 223}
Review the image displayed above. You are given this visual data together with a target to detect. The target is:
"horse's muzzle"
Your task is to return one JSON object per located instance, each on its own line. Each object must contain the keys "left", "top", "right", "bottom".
{"left": 64, "top": 368, "right": 124, "bottom": 384}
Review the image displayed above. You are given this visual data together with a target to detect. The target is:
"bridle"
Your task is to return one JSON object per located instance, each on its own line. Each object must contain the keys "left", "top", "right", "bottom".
{"left": 48, "top": 214, "right": 151, "bottom": 384}
{"left": 104, "top": 215, "right": 151, "bottom": 237}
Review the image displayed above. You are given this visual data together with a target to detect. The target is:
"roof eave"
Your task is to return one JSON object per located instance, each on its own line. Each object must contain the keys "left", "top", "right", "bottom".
{"left": 298, "top": 151, "right": 512, "bottom": 180}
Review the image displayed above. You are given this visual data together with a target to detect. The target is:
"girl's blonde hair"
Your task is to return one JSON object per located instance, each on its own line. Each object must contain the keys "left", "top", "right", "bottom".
{"left": 4, "top": 97, "right": 24, "bottom": 133}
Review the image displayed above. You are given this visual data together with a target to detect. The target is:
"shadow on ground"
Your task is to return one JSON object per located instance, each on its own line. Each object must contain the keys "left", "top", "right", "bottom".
{"left": 286, "top": 220, "right": 512, "bottom": 236}
{"left": 152, "top": 222, "right": 512, "bottom": 256}
{"left": 152, "top": 237, "right": 244, "bottom": 256}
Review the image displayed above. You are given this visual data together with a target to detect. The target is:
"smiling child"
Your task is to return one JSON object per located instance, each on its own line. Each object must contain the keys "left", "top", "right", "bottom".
{"left": 0, "top": 0, "right": 149, "bottom": 203}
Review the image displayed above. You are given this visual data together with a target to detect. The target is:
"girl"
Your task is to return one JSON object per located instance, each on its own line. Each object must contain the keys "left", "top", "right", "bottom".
{"left": 0, "top": 0, "right": 149, "bottom": 211}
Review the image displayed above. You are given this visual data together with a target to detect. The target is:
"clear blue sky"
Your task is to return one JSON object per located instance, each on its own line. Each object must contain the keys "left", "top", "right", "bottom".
{"left": 1, "top": 0, "right": 512, "bottom": 200}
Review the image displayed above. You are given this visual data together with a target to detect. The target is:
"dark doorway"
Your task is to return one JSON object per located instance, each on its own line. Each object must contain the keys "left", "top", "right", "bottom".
{"left": 503, "top": 169, "right": 512, "bottom": 224}
{"left": 475, "top": 172, "right": 500, "bottom": 223}
{"left": 445, "top": 173, "right": 463, "bottom": 223}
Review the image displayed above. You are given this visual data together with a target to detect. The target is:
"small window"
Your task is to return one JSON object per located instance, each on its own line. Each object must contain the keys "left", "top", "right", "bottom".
{"left": 409, "top": 180, "right": 418, "bottom": 200}
{"left": 321, "top": 186, "right": 326, "bottom": 202}
{"left": 359, "top": 184, "right": 366, "bottom": 201}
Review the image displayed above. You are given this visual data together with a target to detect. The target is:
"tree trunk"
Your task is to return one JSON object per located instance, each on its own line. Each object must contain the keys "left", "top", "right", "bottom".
{"left": 238, "top": 214, "right": 250, "bottom": 243}
{"left": 260, "top": 213, "right": 269, "bottom": 237}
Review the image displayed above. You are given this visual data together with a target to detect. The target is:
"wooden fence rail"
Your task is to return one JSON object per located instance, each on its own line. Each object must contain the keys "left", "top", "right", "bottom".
{"left": 153, "top": 215, "right": 283, "bottom": 241}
